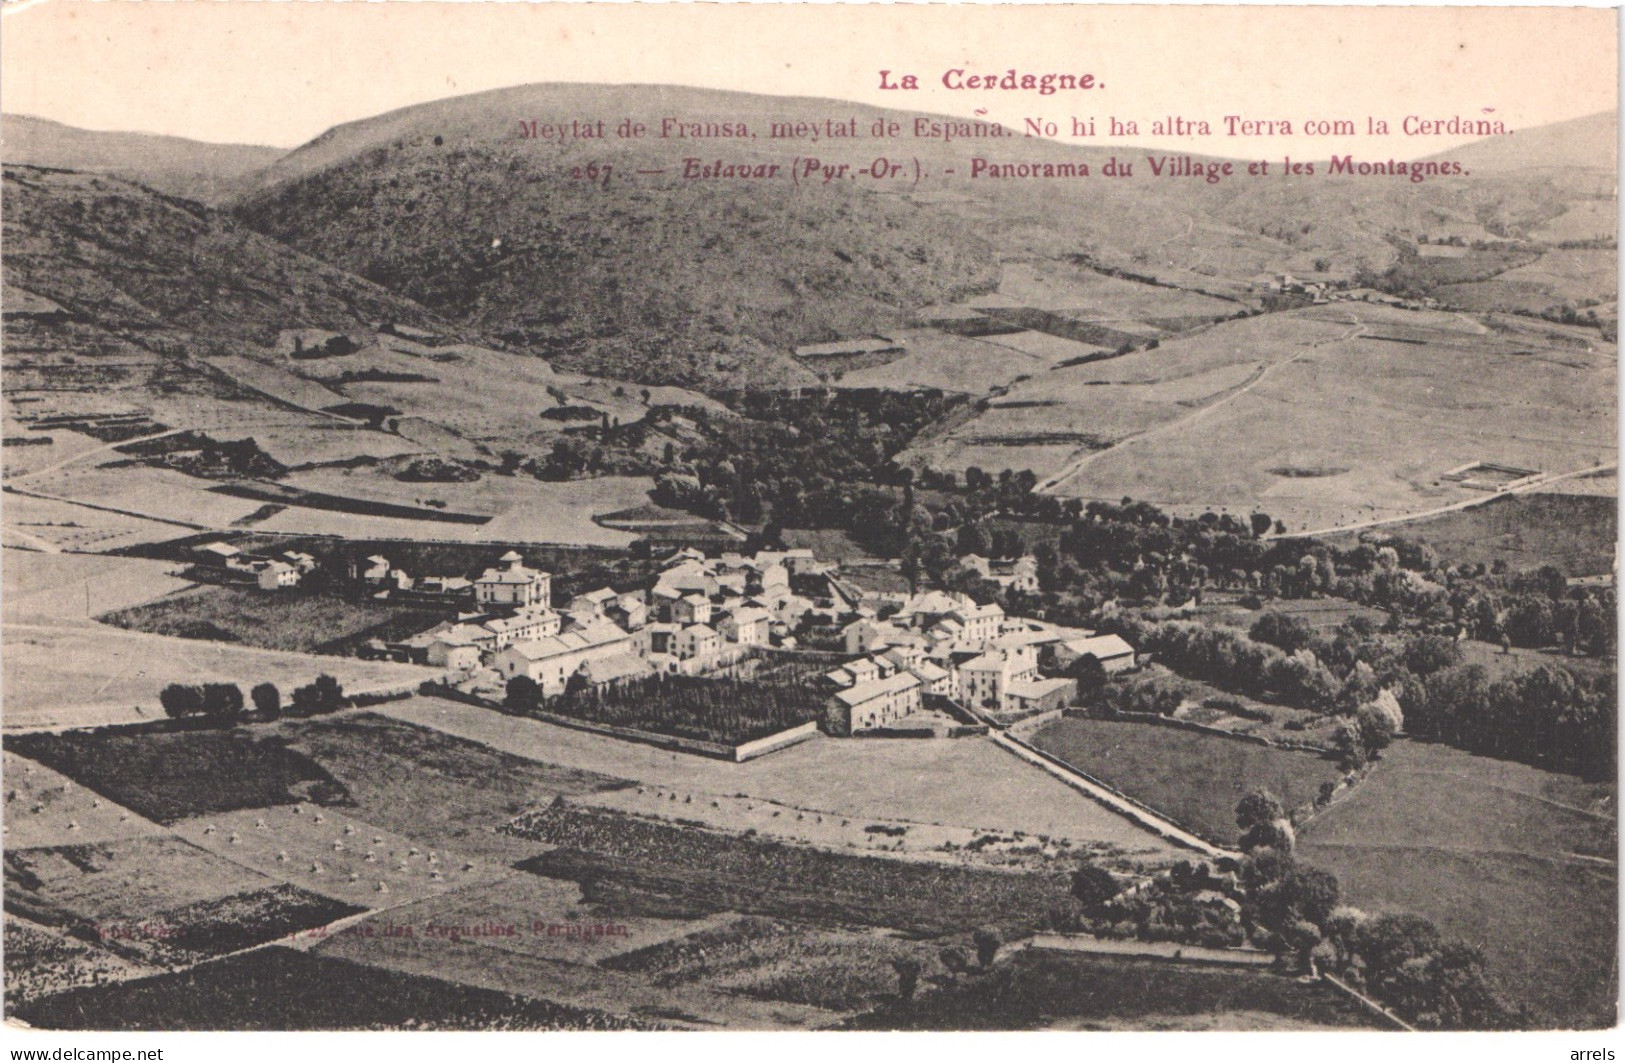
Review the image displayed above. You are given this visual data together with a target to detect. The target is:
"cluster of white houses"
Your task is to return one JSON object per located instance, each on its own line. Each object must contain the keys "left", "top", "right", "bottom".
{"left": 193, "top": 541, "right": 317, "bottom": 590}
{"left": 825, "top": 589, "right": 1136, "bottom": 734}
{"left": 195, "top": 538, "right": 1137, "bottom": 738}
{"left": 383, "top": 548, "right": 852, "bottom": 701}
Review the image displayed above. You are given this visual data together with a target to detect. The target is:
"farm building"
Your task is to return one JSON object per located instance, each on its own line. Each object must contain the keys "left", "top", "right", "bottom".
{"left": 1055, "top": 633, "right": 1138, "bottom": 673}
{"left": 826, "top": 670, "right": 923, "bottom": 736}
{"left": 256, "top": 561, "right": 301, "bottom": 590}
{"left": 491, "top": 621, "right": 634, "bottom": 695}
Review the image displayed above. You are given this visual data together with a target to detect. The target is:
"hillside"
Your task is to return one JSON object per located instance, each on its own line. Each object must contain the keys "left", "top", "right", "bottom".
{"left": 2, "top": 115, "right": 285, "bottom": 205}
{"left": 230, "top": 85, "right": 1617, "bottom": 394}
{"left": 232, "top": 85, "right": 1014, "bottom": 391}
{"left": 3, "top": 164, "right": 452, "bottom": 353}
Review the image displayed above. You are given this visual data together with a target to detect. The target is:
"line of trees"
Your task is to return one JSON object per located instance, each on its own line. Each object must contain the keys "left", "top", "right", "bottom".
{"left": 157, "top": 675, "right": 347, "bottom": 725}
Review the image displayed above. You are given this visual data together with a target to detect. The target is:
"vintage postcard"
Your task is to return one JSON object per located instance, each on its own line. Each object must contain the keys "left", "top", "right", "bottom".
{"left": 0, "top": 0, "right": 1617, "bottom": 1041}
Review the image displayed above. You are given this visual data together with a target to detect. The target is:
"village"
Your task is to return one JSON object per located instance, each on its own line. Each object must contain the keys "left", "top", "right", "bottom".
{"left": 185, "top": 537, "right": 1139, "bottom": 746}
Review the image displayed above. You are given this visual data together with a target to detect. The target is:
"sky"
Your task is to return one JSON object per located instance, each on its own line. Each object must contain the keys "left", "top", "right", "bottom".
{"left": 0, "top": 2, "right": 1618, "bottom": 159}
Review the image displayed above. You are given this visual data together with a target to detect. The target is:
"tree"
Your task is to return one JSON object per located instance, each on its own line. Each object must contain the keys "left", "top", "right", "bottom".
{"left": 291, "top": 674, "right": 345, "bottom": 717}
{"left": 199, "top": 683, "right": 244, "bottom": 725}
{"left": 505, "top": 675, "right": 541, "bottom": 712}
{"left": 1072, "top": 655, "right": 1108, "bottom": 705}
{"left": 1250, "top": 512, "right": 1273, "bottom": 538}
{"left": 1071, "top": 865, "right": 1119, "bottom": 911}
{"left": 1332, "top": 719, "right": 1368, "bottom": 771}
{"left": 972, "top": 926, "right": 1002, "bottom": 969}
{"left": 890, "top": 957, "right": 921, "bottom": 1002}
{"left": 1250, "top": 611, "right": 1314, "bottom": 653}
{"left": 250, "top": 682, "right": 281, "bottom": 720}
{"left": 1236, "top": 789, "right": 1285, "bottom": 837}
{"left": 938, "top": 946, "right": 970, "bottom": 980}
{"left": 159, "top": 683, "right": 203, "bottom": 719}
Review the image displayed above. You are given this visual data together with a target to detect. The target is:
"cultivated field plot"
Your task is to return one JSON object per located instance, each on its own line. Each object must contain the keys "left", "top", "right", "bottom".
{"left": 1191, "top": 594, "right": 1388, "bottom": 636}
{"left": 309, "top": 904, "right": 833, "bottom": 1030}
{"left": 335, "top": 873, "right": 714, "bottom": 967}
{"left": 972, "top": 261, "right": 1237, "bottom": 320}
{"left": 1, "top": 491, "right": 188, "bottom": 553}
{"left": 279, "top": 712, "right": 632, "bottom": 861}
{"left": 6, "top": 726, "right": 349, "bottom": 825}
{"left": 1300, "top": 739, "right": 1618, "bottom": 1028}
{"left": 290, "top": 339, "right": 722, "bottom": 444}
{"left": 206, "top": 356, "right": 350, "bottom": 414}
{"left": 29, "top": 463, "right": 274, "bottom": 529}
{"left": 841, "top": 949, "right": 1376, "bottom": 1031}
{"left": 1, "top": 624, "right": 439, "bottom": 731}
{"left": 380, "top": 696, "right": 1183, "bottom": 860}
{"left": 2, "top": 751, "right": 166, "bottom": 850}
{"left": 170, "top": 804, "right": 505, "bottom": 908}
{"left": 0, "top": 424, "right": 109, "bottom": 479}
{"left": 1041, "top": 305, "right": 1617, "bottom": 530}
{"left": 248, "top": 424, "right": 428, "bottom": 468}
{"left": 1027, "top": 717, "right": 1343, "bottom": 846}
{"left": 834, "top": 327, "right": 1051, "bottom": 393}
{"left": 1325, "top": 493, "right": 1618, "bottom": 577}
{"left": 14, "top": 946, "right": 653, "bottom": 1030}
{"left": 3, "top": 835, "right": 357, "bottom": 966}
{"left": 2, "top": 549, "right": 191, "bottom": 626}
{"left": 601, "top": 914, "right": 939, "bottom": 1014}
{"left": 100, "top": 584, "right": 446, "bottom": 655}
{"left": 1436, "top": 249, "right": 1617, "bottom": 315}
{"left": 582, "top": 786, "right": 1140, "bottom": 872}
{"left": 260, "top": 467, "right": 649, "bottom": 546}
{"left": 4, "top": 915, "right": 162, "bottom": 1012}
{"left": 512, "top": 803, "right": 1076, "bottom": 937}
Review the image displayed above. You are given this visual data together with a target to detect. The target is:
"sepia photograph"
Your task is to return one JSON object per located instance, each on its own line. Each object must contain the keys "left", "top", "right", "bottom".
{"left": 0, "top": 0, "right": 1617, "bottom": 1040}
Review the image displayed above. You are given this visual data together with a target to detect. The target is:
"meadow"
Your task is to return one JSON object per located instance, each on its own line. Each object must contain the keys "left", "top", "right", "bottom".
{"left": 1299, "top": 738, "right": 1618, "bottom": 1028}
{"left": 1027, "top": 717, "right": 1344, "bottom": 846}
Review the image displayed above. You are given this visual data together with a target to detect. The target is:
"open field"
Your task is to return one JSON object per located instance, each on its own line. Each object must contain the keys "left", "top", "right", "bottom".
{"left": 1300, "top": 739, "right": 1618, "bottom": 1028}
{"left": 3, "top": 835, "right": 358, "bottom": 966}
{"left": 910, "top": 304, "right": 1616, "bottom": 532}
{"left": 261, "top": 469, "right": 650, "bottom": 546}
{"left": 7, "top": 727, "right": 349, "bottom": 824}
{"left": 307, "top": 907, "right": 832, "bottom": 1030}
{"left": 100, "top": 584, "right": 446, "bottom": 655}
{"left": 841, "top": 948, "right": 1375, "bottom": 1031}
{"left": 2, "top": 549, "right": 192, "bottom": 626}
{"left": 1325, "top": 492, "right": 1618, "bottom": 577}
{"left": 2, "top": 623, "right": 440, "bottom": 731}
{"left": 279, "top": 712, "right": 632, "bottom": 861}
{"left": 14, "top": 946, "right": 653, "bottom": 1030}
{"left": 2, "top": 751, "right": 166, "bottom": 850}
{"left": 1027, "top": 717, "right": 1344, "bottom": 846}
{"left": 833, "top": 327, "right": 1052, "bottom": 393}
{"left": 1436, "top": 249, "right": 1617, "bottom": 315}
{"left": 379, "top": 696, "right": 1183, "bottom": 860}
{"left": 583, "top": 785, "right": 1137, "bottom": 872}
{"left": 169, "top": 804, "right": 507, "bottom": 908}
{"left": 511, "top": 803, "right": 1076, "bottom": 937}
{"left": 1, "top": 491, "right": 189, "bottom": 553}
{"left": 245, "top": 424, "right": 428, "bottom": 468}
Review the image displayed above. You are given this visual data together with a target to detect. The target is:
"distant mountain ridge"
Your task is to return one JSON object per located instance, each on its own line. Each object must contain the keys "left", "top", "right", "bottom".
{"left": 1, "top": 114, "right": 286, "bottom": 205}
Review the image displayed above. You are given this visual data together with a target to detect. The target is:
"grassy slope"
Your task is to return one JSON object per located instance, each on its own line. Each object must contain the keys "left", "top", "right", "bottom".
{"left": 1299, "top": 738, "right": 1617, "bottom": 1029}
{"left": 1027, "top": 717, "right": 1343, "bottom": 846}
